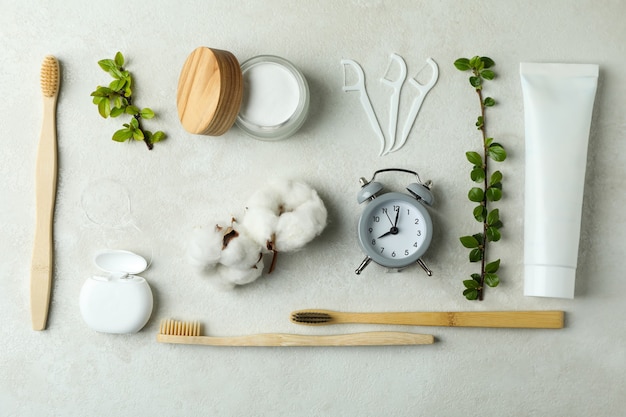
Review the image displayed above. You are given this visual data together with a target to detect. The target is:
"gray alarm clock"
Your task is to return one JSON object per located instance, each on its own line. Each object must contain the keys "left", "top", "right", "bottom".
{"left": 355, "top": 168, "right": 434, "bottom": 276}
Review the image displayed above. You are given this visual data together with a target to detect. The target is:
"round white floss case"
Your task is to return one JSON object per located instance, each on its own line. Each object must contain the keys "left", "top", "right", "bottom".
{"left": 79, "top": 250, "right": 153, "bottom": 334}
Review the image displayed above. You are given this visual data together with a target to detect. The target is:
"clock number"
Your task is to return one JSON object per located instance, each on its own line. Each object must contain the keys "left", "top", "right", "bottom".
{"left": 414, "top": 242, "right": 418, "bottom": 247}
{"left": 417, "top": 230, "right": 422, "bottom": 237}
{"left": 373, "top": 216, "right": 380, "bottom": 222}
{"left": 380, "top": 247, "right": 385, "bottom": 253}
{"left": 415, "top": 218, "right": 420, "bottom": 224}
{"left": 391, "top": 251, "right": 396, "bottom": 258}
{"left": 405, "top": 250, "right": 409, "bottom": 256}
{"left": 371, "top": 239, "right": 376, "bottom": 246}
{"left": 369, "top": 227, "right": 373, "bottom": 233}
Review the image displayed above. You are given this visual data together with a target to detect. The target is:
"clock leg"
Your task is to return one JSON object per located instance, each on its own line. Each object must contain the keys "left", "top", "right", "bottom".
{"left": 355, "top": 256, "right": 372, "bottom": 275}
{"left": 416, "top": 258, "right": 432, "bottom": 276}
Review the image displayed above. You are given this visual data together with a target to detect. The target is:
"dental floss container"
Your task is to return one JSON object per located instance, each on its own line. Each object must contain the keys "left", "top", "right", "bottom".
{"left": 176, "top": 46, "right": 309, "bottom": 141}
{"left": 79, "top": 250, "right": 153, "bottom": 334}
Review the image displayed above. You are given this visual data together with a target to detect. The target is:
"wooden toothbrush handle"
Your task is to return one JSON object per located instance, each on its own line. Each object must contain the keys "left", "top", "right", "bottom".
{"left": 157, "top": 332, "right": 434, "bottom": 346}
{"left": 30, "top": 99, "right": 58, "bottom": 331}
{"left": 343, "top": 311, "right": 564, "bottom": 329}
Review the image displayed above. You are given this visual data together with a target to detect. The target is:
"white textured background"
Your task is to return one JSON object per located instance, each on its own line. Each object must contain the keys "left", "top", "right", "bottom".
{"left": 1, "top": 1, "right": 625, "bottom": 416}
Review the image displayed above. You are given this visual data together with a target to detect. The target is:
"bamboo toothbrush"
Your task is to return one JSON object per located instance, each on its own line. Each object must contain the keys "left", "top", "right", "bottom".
{"left": 30, "top": 55, "right": 60, "bottom": 331}
{"left": 291, "top": 310, "right": 564, "bottom": 329}
{"left": 156, "top": 319, "right": 434, "bottom": 346}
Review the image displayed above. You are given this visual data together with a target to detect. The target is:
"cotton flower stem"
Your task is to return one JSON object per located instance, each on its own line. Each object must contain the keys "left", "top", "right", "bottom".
{"left": 266, "top": 235, "right": 278, "bottom": 274}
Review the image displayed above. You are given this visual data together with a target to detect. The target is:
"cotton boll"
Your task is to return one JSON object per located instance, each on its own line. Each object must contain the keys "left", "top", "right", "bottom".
{"left": 220, "top": 229, "right": 265, "bottom": 268}
{"left": 240, "top": 207, "right": 278, "bottom": 249}
{"left": 242, "top": 179, "right": 327, "bottom": 252}
{"left": 275, "top": 198, "right": 328, "bottom": 251}
{"left": 281, "top": 181, "right": 320, "bottom": 210}
{"left": 219, "top": 259, "right": 264, "bottom": 287}
{"left": 188, "top": 219, "right": 265, "bottom": 290}
{"left": 245, "top": 183, "right": 284, "bottom": 212}
{"left": 187, "top": 226, "right": 224, "bottom": 272}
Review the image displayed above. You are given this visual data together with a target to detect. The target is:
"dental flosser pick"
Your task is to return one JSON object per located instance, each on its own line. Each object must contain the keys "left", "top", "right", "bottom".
{"left": 341, "top": 59, "right": 386, "bottom": 156}
{"left": 389, "top": 57, "right": 439, "bottom": 154}
{"left": 381, "top": 53, "right": 407, "bottom": 155}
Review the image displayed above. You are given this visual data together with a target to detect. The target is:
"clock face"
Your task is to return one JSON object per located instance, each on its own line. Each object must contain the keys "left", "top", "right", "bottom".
{"left": 357, "top": 192, "right": 433, "bottom": 268}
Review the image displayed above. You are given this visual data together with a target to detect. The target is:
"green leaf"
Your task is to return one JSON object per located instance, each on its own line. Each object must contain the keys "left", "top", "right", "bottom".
{"left": 481, "top": 57, "right": 495, "bottom": 68}
{"left": 113, "top": 96, "right": 123, "bottom": 109}
{"left": 109, "top": 79, "right": 124, "bottom": 92}
{"left": 472, "top": 233, "right": 484, "bottom": 245}
{"left": 133, "top": 129, "right": 145, "bottom": 141}
{"left": 98, "top": 59, "right": 116, "bottom": 72}
{"left": 483, "top": 97, "right": 496, "bottom": 107}
{"left": 481, "top": 69, "right": 495, "bottom": 80}
{"left": 469, "top": 56, "right": 481, "bottom": 69}
{"left": 485, "top": 259, "right": 500, "bottom": 273}
{"left": 110, "top": 107, "right": 125, "bottom": 118}
{"left": 92, "top": 96, "right": 103, "bottom": 105}
{"left": 140, "top": 108, "right": 155, "bottom": 119}
{"left": 468, "top": 187, "right": 484, "bottom": 202}
{"left": 91, "top": 86, "right": 112, "bottom": 97}
{"left": 470, "top": 167, "right": 485, "bottom": 182}
{"left": 471, "top": 273, "right": 481, "bottom": 282}
{"left": 466, "top": 151, "right": 482, "bottom": 166}
{"left": 463, "top": 279, "right": 480, "bottom": 289}
{"left": 475, "top": 116, "right": 484, "bottom": 129}
{"left": 469, "top": 76, "right": 482, "bottom": 88}
{"left": 463, "top": 288, "right": 479, "bottom": 300}
{"left": 97, "top": 98, "right": 110, "bottom": 118}
{"left": 490, "top": 170, "right": 503, "bottom": 186}
{"left": 130, "top": 117, "right": 139, "bottom": 129}
{"left": 469, "top": 248, "right": 482, "bottom": 262}
{"left": 114, "top": 51, "right": 125, "bottom": 67}
{"left": 112, "top": 128, "right": 133, "bottom": 142}
{"left": 108, "top": 67, "right": 124, "bottom": 79}
{"left": 484, "top": 273, "right": 500, "bottom": 287}
{"left": 151, "top": 131, "right": 166, "bottom": 143}
{"left": 486, "top": 226, "right": 501, "bottom": 242}
{"left": 460, "top": 235, "right": 480, "bottom": 249}
{"left": 473, "top": 205, "right": 486, "bottom": 222}
{"left": 486, "top": 187, "right": 502, "bottom": 202}
{"left": 488, "top": 144, "right": 507, "bottom": 161}
{"left": 126, "top": 105, "right": 140, "bottom": 116}
{"left": 487, "top": 209, "right": 500, "bottom": 225}
{"left": 454, "top": 58, "right": 471, "bottom": 71}
{"left": 491, "top": 220, "right": 503, "bottom": 229}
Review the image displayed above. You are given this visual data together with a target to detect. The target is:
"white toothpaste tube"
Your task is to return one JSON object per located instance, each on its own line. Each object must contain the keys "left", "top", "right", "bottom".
{"left": 520, "top": 62, "right": 599, "bottom": 299}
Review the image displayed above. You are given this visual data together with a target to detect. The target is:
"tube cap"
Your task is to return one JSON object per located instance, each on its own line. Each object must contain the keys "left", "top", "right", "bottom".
{"left": 524, "top": 264, "right": 576, "bottom": 299}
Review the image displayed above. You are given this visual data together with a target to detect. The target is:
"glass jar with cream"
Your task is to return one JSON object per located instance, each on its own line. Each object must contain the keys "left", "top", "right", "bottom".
{"left": 177, "top": 47, "right": 309, "bottom": 141}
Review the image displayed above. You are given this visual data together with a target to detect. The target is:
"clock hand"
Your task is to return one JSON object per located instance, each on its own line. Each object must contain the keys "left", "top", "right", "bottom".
{"left": 384, "top": 210, "right": 394, "bottom": 226}
{"left": 377, "top": 226, "right": 399, "bottom": 239}
{"left": 393, "top": 207, "right": 400, "bottom": 227}
{"left": 377, "top": 230, "right": 392, "bottom": 239}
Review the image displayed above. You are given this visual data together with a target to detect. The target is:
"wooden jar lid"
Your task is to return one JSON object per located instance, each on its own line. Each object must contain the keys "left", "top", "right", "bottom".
{"left": 176, "top": 47, "right": 243, "bottom": 136}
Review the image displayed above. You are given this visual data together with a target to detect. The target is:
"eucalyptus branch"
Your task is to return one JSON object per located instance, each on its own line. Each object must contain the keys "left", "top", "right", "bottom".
{"left": 90, "top": 52, "right": 166, "bottom": 150}
{"left": 454, "top": 56, "right": 506, "bottom": 301}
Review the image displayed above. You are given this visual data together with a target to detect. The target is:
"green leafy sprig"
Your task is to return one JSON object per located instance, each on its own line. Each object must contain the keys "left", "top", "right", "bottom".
{"left": 454, "top": 56, "right": 506, "bottom": 301}
{"left": 90, "top": 52, "right": 165, "bottom": 150}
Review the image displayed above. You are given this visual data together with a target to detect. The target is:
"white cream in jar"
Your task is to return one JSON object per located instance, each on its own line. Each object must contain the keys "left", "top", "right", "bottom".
{"left": 236, "top": 55, "right": 309, "bottom": 140}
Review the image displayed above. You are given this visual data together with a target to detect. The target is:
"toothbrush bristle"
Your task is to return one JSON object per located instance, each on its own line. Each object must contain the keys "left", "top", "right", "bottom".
{"left": 159, "top": 319, "right": 201, "bottom": 336}
{"left": 40, "top": 55, "right": 60, "bottom": 98}
{"left": 290, "top": 311, "right": 333, "bottom": 324}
